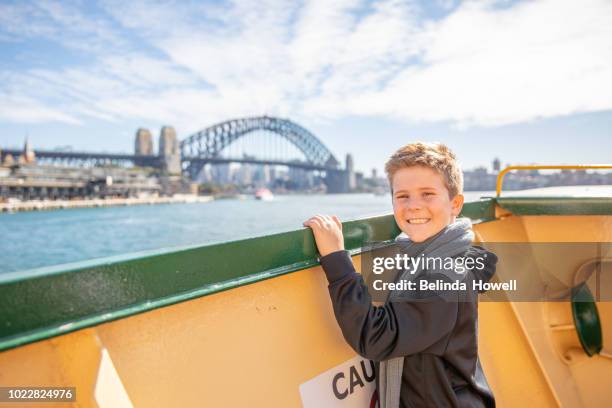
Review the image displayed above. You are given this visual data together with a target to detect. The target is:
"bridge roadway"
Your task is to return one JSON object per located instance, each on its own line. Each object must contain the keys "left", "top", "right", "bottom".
{"left": 1, "top": 149, "right": 335, "bottom": 172}
{"left": 1, "top": 149, "right": 159, "bottom": 166}
{"left": 183, "top": 156, "right": 331, "bottom": 171}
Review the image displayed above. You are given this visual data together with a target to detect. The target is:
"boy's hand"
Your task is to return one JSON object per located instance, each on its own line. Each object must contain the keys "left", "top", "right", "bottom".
{"left": 303, "top": 215, "right": 345, "bottom": 257}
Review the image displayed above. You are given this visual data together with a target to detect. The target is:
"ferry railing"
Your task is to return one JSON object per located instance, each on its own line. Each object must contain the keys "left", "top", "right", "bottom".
{"left": 1, "top": 194, "right": 610, "bottom": 352}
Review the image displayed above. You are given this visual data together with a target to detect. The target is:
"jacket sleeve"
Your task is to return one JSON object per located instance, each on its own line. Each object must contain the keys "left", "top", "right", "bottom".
{"left": 320, "top": 250, "right": 458, "bottom": 361}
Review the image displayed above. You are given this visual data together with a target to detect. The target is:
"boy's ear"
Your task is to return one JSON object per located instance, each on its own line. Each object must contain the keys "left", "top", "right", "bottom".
{"left": 451, "top": 193, "right": 465, "bottom": 216}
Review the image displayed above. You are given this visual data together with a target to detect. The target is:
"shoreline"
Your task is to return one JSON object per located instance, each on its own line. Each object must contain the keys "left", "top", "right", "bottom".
{"left": 0, "top": 195, "right": 214, "bottom": 213}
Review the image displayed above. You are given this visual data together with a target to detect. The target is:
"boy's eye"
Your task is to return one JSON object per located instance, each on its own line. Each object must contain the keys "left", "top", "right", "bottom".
{"left": 423, "top": 192, "right": 434, "bottom": 196}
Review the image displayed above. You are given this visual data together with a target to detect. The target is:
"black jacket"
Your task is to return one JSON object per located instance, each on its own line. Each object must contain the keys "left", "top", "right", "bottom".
{"left": 319, "top": 245, "right": 497, "bottom": 408}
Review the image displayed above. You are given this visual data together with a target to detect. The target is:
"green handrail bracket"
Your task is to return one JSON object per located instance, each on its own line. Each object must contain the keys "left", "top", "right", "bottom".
{"left": 571, "top": 283, "right": 603, "bottom": 357}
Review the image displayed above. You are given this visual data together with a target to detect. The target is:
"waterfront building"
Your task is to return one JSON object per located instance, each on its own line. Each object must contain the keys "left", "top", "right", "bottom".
{"left": 464, "top": 167, "right": 497, "bottom": 191}
{"left": 355, "top": 171, "right": 364, "bottom": 189}
{"left": 346, "top": 154, "right": 356, "bottom": 191}
{"left": 211, "top": 163, "right": 232, "bottom": 185}
{"left": 17, "top": 138, "right": 36, "bottom": 165}
{"left": 0, "top": 163, "right": 161, "bottom": 200}
{"left": 2, "top": 154, "right": 14, "bottom": 166}
{"left": 236, "top": 163, "right": 254, "bottom": 186}
{"left": 252, "top": 164, "right": 271, "bottom": 188}
{"left": 288, "top": 160, "right": 314, "bottom": 190}
{"left": 492, "top": 157, "right": 501, "bottom": 173}
{"left": 195, "top": 164, "right": 212, "bottom": 183}
{"left": 268, "top": 167, "right": 277, "bottom": 185}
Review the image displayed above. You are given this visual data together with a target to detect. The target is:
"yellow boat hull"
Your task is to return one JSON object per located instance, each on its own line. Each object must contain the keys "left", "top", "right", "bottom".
{"left": 1, "top": 209, "right": 611, "bottom": 407}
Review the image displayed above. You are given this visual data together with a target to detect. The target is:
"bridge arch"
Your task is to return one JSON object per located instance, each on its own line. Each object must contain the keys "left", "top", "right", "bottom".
{"left": 180, "top": 116, "right": 339, "bottom": 169}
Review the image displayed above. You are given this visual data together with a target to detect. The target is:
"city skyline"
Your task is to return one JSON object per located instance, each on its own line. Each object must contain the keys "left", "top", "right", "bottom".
{"left": 1, "top": 0, "right": 611, "bottom": 174}
{"left": 1, "top": 112, "right": 610, "bottom": 174}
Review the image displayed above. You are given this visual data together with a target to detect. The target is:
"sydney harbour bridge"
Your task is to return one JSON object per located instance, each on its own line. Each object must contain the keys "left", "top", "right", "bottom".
{"left": 0, "top": 116, "right": 354, "bottom": 193}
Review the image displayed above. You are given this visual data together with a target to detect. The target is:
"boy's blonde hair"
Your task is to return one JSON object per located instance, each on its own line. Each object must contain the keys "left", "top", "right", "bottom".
{"left": 385, "top": 142, "right": 463, "bottom": 198}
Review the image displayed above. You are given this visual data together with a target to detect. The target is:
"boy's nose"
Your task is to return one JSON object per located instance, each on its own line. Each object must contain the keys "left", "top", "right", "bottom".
{"left": 405, "top": 198, "right": 423, "bottom": 211}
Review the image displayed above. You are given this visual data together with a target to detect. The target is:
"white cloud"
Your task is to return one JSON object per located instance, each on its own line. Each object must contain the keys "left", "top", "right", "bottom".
{"left": 0, "top": 94, "right": 81, "bottom": 124}
{"left": 1, "top": 0, "right": 611, "bottom": 133}
{"left": 390, "top": 0, "right": 612, "bottom": 126}
{"left": 303, "top": 0, "right": 612, "bottom": 126}
{"left": 0, "top": 1, "right": 128, "bottom": 53}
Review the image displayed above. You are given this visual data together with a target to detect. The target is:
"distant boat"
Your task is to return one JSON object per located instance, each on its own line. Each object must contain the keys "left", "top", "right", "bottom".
{"left": 254, "top": 188, "right": 274, "bottom": 201}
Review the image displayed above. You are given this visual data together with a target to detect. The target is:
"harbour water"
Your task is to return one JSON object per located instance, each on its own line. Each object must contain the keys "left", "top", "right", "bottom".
{"left": 0, "top": 192, "right": 493, "bottom": 274}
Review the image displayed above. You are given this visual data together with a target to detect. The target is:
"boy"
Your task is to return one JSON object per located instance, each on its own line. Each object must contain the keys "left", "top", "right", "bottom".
{"left": 303, "top": 142, "right": 497, "bottom": 408}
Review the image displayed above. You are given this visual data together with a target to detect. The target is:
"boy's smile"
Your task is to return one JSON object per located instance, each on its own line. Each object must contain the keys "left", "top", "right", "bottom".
{"left": 392, "top": 165, "right": 464, "bottom": 242}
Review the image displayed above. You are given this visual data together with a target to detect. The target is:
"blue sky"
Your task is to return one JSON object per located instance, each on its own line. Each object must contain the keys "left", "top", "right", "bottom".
{"left": 1, "top": 0, "right": 611, "bottom": 174}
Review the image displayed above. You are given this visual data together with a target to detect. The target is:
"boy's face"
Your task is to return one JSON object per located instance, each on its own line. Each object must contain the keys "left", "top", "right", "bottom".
{"left": 391, "top": 165, "right": 464, "bottom": 243}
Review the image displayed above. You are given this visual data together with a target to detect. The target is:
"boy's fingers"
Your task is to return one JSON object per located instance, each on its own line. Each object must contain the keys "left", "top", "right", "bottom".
{"left": 313, "top": 215, "right": 330, "bottom": 229}
{"left": 332, "top": 215, "right": 342, "bottom": 229}
{"left": 320, "top": 215, "right": 334, "bottom": 226}
{"left": 306, "top": 215, "right": 339, "bottom": 231}
{"left": 308, "top": 218, "right": 323, "bottom": 229}
{"left": 303, "top": 219, "right": 316, "bottom": 228}
{"left": 323, "top": 215, "right": 339, "bottom": 230}
{"left": 304, "top": 215, "right": 322, "bottom": 224}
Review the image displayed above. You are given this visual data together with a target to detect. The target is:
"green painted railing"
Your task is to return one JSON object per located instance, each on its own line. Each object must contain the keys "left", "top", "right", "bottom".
{"left": 496, "top": 197, "right": 612, "bottom": 215}
{"left": 0, "top": 212, "right": 402, "bottom": 352}
{"left": 1, "top": 196, "right": 610, "bottom": 352}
